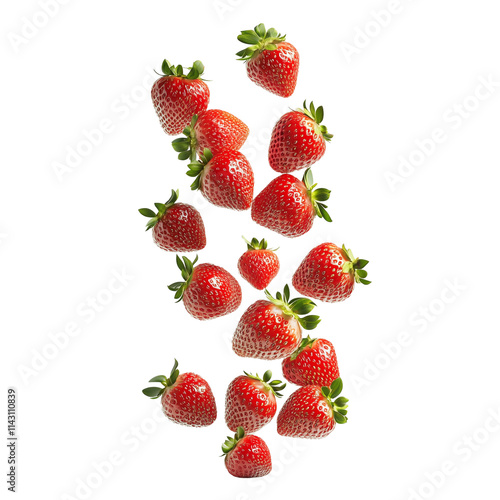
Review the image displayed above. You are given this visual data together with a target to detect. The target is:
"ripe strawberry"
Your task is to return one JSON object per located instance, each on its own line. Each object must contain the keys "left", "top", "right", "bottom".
{"left": 232, "top": 285, "right": 320, "bottom": 360}
{"left": 222, "top": 427, "right": 272, "bottom": 478}
{"left": 138, "top": 190, "right": 206, "bottom": 252}
{"left": 168, "top": 255, "right": 242, "bottom": 320}
{"left": 293, "top": 243, "right": 370, "bottom": 302}
{"left": 186, "top": 149, "right": 254, "bottom": 210}
{"left": 277, "top": 378, "right": 348, "bottom": 439}
{"left": 282, "top": 336, "right": 339, "bottom": 387}
{"left": 142, "top": 359, "right": 216, "bottom": 427}
{"left": 225, "top": 370, "right": 286, "bottom": 433}
{"left": 269, "top": 101, "right": 333, "bottom": 173}
{"left": 172, "top": 110, "right": 249, "bottom": 162}
{"left": 251, "top": 168, "right": 332, "bottom": 238}
{"left": 237, "top": 237, "right": 280, "bottom": 290}
{"left": 236, "top": 23, "right": 299, "bottom": 98}
{"left": 151, "top": 60, "right": 209, "bottom": 135}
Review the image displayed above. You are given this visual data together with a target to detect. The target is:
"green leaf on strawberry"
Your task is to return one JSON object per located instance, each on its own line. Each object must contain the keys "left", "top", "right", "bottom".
{"left": 341, "top": 244, "right": 371, "bottom": 285}
{"left": 138, "top": 189, "right": 179, "bottom": 231}
{"left": 236, "top": 23, "right": 286, "bottom": 61}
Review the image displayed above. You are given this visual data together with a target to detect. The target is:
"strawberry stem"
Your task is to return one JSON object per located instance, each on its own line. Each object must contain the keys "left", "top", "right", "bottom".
{"left": 142, "top": 359, "right": 180, "bottom": 399}
{"left": 171, "top": 114, "right": 200, "bottom": 162}
{"left": 297, "top": 101, "right": 333, "bottom": 142}
{"left": 341, "top": 245, "right": 371, "bottom": 285}
{"left": 242, "top": 370, "right": 286, "bottom": 397}
{"left": 138, "top": 190, "right": 179, "bottom": 231}
{"left": 156, "top": 60, "right": 206, "bottom": 80}
{"left": 264, "top": 285, "right": 320, "bottom": 330}
{"left": 236, "top": 23, "right": 287, "bottom": 61}
{"left": 167, "top": 255, "right": 199, "bottom": 302}
{"left": 320, "top": 377, "right": 349, "bottom": 424}
{"left": 302, "top": 169, "right": 332, "bottom": 223}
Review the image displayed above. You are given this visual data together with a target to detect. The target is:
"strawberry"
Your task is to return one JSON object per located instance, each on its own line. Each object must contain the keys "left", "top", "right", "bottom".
{"left": 282, "top": 336, "right": 339, "bottom": 387}
{"left": 251, "top": 168, "right": 332, "bottom": 238}
{"left": 138, "top": 190, "right": 206, "bottom": 252}
{"left": 222, "top": 427, "right": 272, "bottom": 478}
{"left": 168, "top": 255, "right": 242, "bottom": 320}
{"left": 293, "top": 243, "right": 370, "bottom": 302}
{"left": 172, "top": 110, "right": 249, "bottom": 162}
{"left": 268, "top": 101, "right": 333, "bottom": 173}
{"left": 142, "top": 359, "right": 217, "bottom": 427}
{"left": 277, "top": 378, "right": 348, "bottom": 439}
{"left": 232, "top": 285, "right": 320, "bottom": 360}
{"left": 237, "top": 237, "right": 279, "bottom": 290}
{"left": 236, "top": 23, "right": 299, "bottom": 98}
{"left": 186, "top": 149, "right": 254, "bottom": 210}
{"left": 151, "top": 60, "right": 209, "bottom": 136}
{"left": 225, "top": 370, "right": 286, "bottom": 433}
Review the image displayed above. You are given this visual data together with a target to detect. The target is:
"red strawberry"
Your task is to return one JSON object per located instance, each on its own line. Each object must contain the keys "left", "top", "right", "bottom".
{"left": 236, "top": 23, "right": 299, "bottom": 98}
{"left": 282, "top": 336, "right": 339, "bottom": 387}
{"left": 151, "top": 60, "right": 209, "bottom": 136}
{"left": 251, "top": 168, "right": 332, "bottom": 238}
{"left": 277, "top": 378, "right": 348, "bottom": 439}
{"left": 225, "top": 370, "right": 286, "bottom": 433}
{"left": 222, "top": 427, "right": 272, "bottom": 478}
{"left": 138, "top": 190, "right": 206, "bottom": 252}
{"left": 232, "top": 285, "right": 320, "bottom": 360}
{"left": 186, "top": 149, "right": 254, "bottom": 210}
{"left": 142, "top": 359, "right": 217, "bottom": 427}
{"left": 168, "top": 255, "right": 242, "bottom": 320}
{"left": 172, "top": 110, "right": 249, "bottom": 162}
{"left": 269, "top": 101, "right": 333, "bottom": 173}
{"left": 238, "top": 237, "right": 280, "bottom": 290}
{"left": 293, "top": 243, "right": 370, "bottom": 302}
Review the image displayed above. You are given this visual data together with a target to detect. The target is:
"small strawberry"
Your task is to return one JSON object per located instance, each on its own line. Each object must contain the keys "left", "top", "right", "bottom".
{"left": 232, "top": 285, "right": 320, "bottom": 360}
{"left": 142, "top": 359, "right": 217, "bottom": 427}
{"left": 236, "top": 23, "right": 299, "bottom": 98}
{"left": 151, "top": 60, "right": 209, "bottom": 135}
{"left": 251, "top": 168, "right": 332, "bottom": 238}
{"left": 172, "top": 110, "right": 249, "bottom": 162}
{"left": 168, "top": 255, "right": 242, "bottom": 320}
{"left": 277, "top": 378, "right": 348, "bottom": 439}
{"left": 186, "top": 149, "right": 254, "bottom": 210}
{"left": 282, "top": 336, "right": 339, "bottom": 387}
{"left": 269, "top": 101, "right": 333, "bottom": 173}
{"left": 138, "top": 190, "right": 206, "bottom": 252}
{"left": 293, "top": 243, "right": 370, "bottom": 302}
{"left": 237, "top": 237, "right": 280, "bottom": 290}
{"left": 225, "top": 370, "right": 286, "bottom": 433}
{"left": 222, "top": 427, "right": 272, "bottom": 478}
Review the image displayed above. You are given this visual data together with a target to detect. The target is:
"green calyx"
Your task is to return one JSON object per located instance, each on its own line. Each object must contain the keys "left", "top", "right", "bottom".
{"left": 302, "top": 168, "right": 332, "bottom": 223}
{"left": 186, "top": 148, "right": 213, "bottom": 190}
{"left": 142, "top": 359, "right": 180, "bottom": 399}
{"left": 290, "top": 335, "right": 316, "bottom": 361}
{"left": 167, "top": 255, "right": 199, "bottom": 302}
{"left": 221, "top": 426, "right": 246, "bottom": 456}
{"left": 341, "top": 245, "right": 371, "bottom": 285}
{"left": 320, "top": 377, "right": 349, "bottom": 424}
{"left": 157, "top": 59, "right": 205, "bottom": 80}
{"left": 242, "top": 236, "right": 278, "bottom": 252}
{"left": 264, "top": 284, "right": 320, "bottom": 330}
{"left": 297, "top": 101, "right": 333, "bottom": 142}
{"left": 243, "top": 370, "right": 286, "bottom": 397}
{"left": 138, "top": 189, "right": 179, "bottom": 231}
{"left": 172, "top": 114, "right": 199, "bottom": 162}
{"left": 236, "top": 23, "right": 286, "bottom": 61}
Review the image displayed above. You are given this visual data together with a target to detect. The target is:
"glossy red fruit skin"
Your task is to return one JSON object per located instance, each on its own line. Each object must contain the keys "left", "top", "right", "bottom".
{"left": 232, "top": 300, "right": 302, "bottom": 360}
{"left": 246, "top": 42, "right": 299, "bottom": 98}
{"left": 225, "top": 435, "right": 272, "bottom": 478}
{"left": 282, "top": 339, "right": 339, "bottom": 387}
{"left": 151, "top": 76, "right": 209, "bottom": 135}
{"left": 194, "top": 110, "right": 249, "bottom": 156}
{"left": 277, "top": 386, "right": 335, "bottom": 439}
{"left": 293, "top": 243, "right": 354, "bottom": 302}
{"left": 183, "top": 264, "right": 242, "bottom": 320}
{"left": 225, "top": 376, "right": 277, "bottom": 433}
{"left": 251, "top": 174, "right": 315, "bottom": 238}
{"left": 238, "top": 249, "right": 280, "bottom": 290}
{"left": 160, "top": 372, "right": 217, "bottom": 427}
{"left": 269, "top": 111, "right": 326, "bottom": 173}
{"left": 201, "top": 151, "right": 254, "bottom": 210}
{"left": 152, "top": 203, "right": 206, "bottom": 252}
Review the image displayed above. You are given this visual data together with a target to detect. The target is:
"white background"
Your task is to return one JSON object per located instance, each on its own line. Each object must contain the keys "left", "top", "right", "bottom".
{"left": 2, "top": 0, "right": 500, "bottom": 499}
